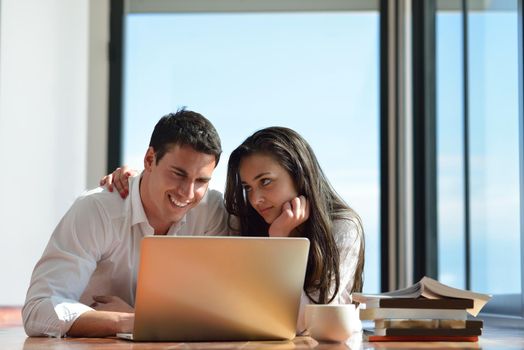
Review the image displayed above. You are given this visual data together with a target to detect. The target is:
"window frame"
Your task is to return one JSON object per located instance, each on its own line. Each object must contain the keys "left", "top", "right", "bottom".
{"left": 519, "top": 0, "right": 524, "bottom": 319}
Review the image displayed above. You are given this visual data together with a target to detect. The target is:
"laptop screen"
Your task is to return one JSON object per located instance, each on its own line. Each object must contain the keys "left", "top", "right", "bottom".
{"left": 132, "top": 236, "right": 310, "bottom": 342}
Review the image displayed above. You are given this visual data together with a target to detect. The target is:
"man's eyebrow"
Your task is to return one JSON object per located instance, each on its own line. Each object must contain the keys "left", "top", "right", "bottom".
{"left": 171, "top": 166, "right": 212, "bottom": 181}
{"left": 197, "top": 176, "right": 212, "bottom": 182}
{"left": 170, "top": 166, "right": 188, "bottom": 175}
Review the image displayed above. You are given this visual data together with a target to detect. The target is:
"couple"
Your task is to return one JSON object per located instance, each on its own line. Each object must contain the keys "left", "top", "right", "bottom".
{"left": 22, "top": 109, "right": 364, "bottom": 338}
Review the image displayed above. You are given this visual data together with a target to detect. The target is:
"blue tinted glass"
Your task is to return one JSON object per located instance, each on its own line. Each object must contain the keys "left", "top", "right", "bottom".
{"left": 436, "top": 9, "right": 466, "bottom": 289}
{"left": 123, "top": 12, "right": 381, "bottom": 292}
{"left": 468, "top": 3, "right": 520, "bottom": 294}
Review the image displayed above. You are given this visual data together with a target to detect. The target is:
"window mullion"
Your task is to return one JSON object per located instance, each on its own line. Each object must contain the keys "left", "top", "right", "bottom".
{"left": 461, "top": 0, "right": 471, "bottom": 292}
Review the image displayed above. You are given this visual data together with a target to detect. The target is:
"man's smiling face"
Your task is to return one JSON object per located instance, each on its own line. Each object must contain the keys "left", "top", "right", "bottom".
{"left": 141, "top": 143, "right": 216, "bottom": 232}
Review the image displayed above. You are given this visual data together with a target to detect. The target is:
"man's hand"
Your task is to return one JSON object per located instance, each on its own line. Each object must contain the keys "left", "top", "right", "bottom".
{"left": 268, "top": 195, "right": 310, "bottom": 237}
{"left": 67, "top": 310, "right": 134, "bottom": 337}
{"left": 67, "top": 295, "right": 135, "bottom": 337}
{"left": 91, "top": 295, "right": 134, "bottom": 313}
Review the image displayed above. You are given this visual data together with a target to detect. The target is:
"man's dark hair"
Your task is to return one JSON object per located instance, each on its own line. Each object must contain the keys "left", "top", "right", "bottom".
{"left": 149, "top": 109, "right": 222, "bottom": 166}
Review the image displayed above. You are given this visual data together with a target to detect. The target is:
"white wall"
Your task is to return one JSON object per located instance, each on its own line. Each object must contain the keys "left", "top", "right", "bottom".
{"left": 0, "top": 0, "right": 108, "bottom": 305}
{"left": 87, "top": 0, "right": 109, "bottom": 189}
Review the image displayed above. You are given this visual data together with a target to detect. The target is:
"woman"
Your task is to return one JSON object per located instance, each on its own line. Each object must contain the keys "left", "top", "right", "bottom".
{"left": 224, "top": 127, "right": 364, "bottom": 333}
{"left": 101, "top": 126, "right": 364, "bottom": 333}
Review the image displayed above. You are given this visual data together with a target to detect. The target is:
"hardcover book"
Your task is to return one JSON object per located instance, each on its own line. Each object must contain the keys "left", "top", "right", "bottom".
{"left": 360, "top": 297, "right": 474, "bottom": 309}
{"left": 374, "top": 319, "right": 483, "bottom": 329}
{"left": 359, "top": 308, "right": 468, "bottom": 321}
{"left": 353, "top": 276, "right": 491, "bottom": 316}
{"left": 366, "top": 327, "right": 482, "bottom": 337}
{"left": 363, "top": 333, "right": 479, "bottom": 343}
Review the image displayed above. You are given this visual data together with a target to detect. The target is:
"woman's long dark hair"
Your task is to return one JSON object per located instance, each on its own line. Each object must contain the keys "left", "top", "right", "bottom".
{"left": 224, "top": 127, "right": 364, "bottom": 304}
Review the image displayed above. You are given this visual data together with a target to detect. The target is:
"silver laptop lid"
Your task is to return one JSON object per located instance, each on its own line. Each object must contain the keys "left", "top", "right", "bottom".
{"left": 133, "top": 236, "right": 309, "bottom": 342}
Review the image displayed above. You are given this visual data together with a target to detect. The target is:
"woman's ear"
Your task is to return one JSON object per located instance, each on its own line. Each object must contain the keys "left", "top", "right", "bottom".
{"left": 143, "top": 147, "right": 156, "bottom": 171}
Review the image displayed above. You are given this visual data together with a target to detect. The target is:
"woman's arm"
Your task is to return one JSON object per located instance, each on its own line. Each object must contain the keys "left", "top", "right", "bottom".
{"left": 333, "top": 217, "right": 364, "bottom": 303}
{"left": 268, "top": 196, "right": 309, "bottom": 237}
{"left": 99, "top": 166, "right": 138, "bottom": 198}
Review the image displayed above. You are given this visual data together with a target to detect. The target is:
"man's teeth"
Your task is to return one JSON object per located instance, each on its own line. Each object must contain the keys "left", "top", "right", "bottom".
{"left": 168, "top": 194, "right": 189, "bottom": 208}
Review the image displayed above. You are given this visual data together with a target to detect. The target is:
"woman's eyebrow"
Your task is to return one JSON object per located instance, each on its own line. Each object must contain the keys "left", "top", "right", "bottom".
{"left": 252, "top": 172, "right": 271, "bottom": 181}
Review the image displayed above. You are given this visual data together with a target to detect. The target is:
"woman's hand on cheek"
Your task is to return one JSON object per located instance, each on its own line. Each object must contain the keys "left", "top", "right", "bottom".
{"left": 268, "top": 195, "right": 310, "bottom": 237}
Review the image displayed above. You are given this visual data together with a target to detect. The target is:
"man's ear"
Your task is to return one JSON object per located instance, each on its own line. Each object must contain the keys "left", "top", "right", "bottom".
{"left": 144, "top": 147, "right": 156, "bottom": 171}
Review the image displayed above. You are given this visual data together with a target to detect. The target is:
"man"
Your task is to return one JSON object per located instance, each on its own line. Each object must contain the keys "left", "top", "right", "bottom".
{"left": 22, "top": 110, "right": 230, "bottom": 337}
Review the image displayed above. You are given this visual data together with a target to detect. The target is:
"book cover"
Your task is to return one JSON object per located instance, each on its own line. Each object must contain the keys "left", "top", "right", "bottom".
{"left": 363, "top": 333, "right": 479, "bottom": 342}
{"left": 374, "top": 319, "right": 483, "bottom": 329}
{"left": 359, "top": 308, "right": 468, "bottom": 320}
{"left": 360, "top": 297, "right": 474, "bottom": 309}
{"left": 352, "top": 276, "right": 491, "bottom": 316}
{"left": 367, "top": 327, "right": 482, "bottom": 337}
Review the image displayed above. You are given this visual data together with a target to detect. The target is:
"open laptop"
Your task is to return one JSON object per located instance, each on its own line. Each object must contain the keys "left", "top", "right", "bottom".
{"left": 117, "top": 236, "right": 309, "bottom": 342}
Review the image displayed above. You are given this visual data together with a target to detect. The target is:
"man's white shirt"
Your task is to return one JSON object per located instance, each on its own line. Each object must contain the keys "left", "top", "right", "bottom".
{"left": 22, "top": 175, "right": 230, "bottom": 337}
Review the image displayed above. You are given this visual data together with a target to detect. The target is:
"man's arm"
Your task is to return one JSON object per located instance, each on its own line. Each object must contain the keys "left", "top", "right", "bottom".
{"left": 68, "top": 295, "right": 135, "bottom": 337}
{"left": 68, "top": 311, "right": 133, "bottom": 337}
{"left": 22, "top": 195, "right": 115, "bottom": 337}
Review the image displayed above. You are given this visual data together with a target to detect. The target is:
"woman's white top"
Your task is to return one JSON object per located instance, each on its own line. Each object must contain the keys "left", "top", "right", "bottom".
{"left": 296, "top": 214, "right": 363, "bottom": 334}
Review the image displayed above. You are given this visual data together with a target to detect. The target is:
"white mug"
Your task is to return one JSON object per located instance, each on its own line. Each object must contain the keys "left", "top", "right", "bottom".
{"left": 305, "top": 304, "right": 360, "bottom": 342}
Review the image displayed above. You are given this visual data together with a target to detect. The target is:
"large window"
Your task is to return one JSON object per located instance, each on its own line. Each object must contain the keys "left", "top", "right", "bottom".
{"left": 113, "top": 0, "right": 524, "bottom": 311}
{"left": 121, "top": 2, "right": 381, "bottom": 292}
{"left": 436, "top": 0, "right": 522, "bottom": 315}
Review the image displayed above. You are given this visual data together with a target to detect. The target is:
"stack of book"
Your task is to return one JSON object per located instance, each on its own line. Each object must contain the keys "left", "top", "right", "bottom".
{"left": 352, "top": 277, "right": 491, "bottom": 342}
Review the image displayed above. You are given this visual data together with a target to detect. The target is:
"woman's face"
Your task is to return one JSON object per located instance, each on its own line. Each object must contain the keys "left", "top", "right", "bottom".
{"left": 239, "top": 153, "right": 299, "bottom": 224}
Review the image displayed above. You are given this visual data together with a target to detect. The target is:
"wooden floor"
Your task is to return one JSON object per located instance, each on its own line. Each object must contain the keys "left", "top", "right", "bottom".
{"left": 0, "top": 307, "right": 22, "bottom": 328}
{"left": 0, "top": 327, "right": 497, "bottom": 350}
{"left": 1, "top": 307, "right": 523, "bottom": 349}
